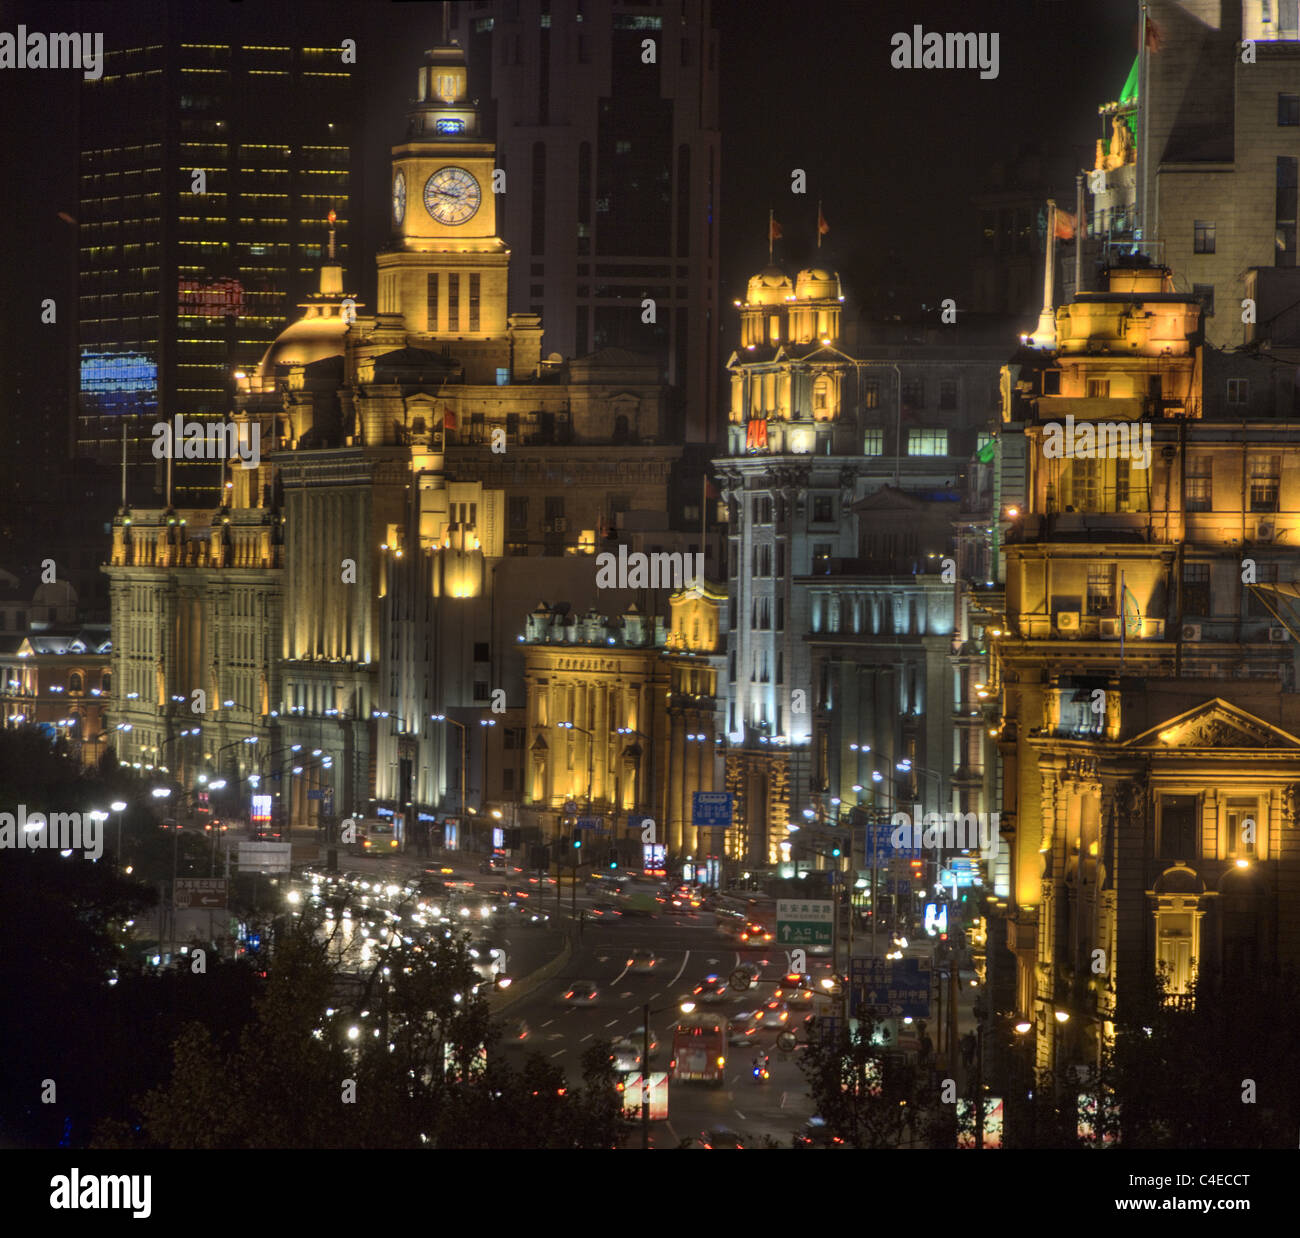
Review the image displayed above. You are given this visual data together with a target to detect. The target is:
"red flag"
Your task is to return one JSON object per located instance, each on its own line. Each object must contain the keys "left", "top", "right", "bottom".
{"left": 1054, "top": 208, "right": 1077, "bottom": 240}
{"left": 817, "top": 205, "right": 829, "bottom": 236}
{"left": 1145, "top": 18, "right": 1162, "bottom": 52}
{"left": 746, "top": 419, "right": 768, "bottom": 449}
{"left": 704, "top": 479, "right": 720, "bottom": 500}
{"left": 769, "top": 216, "right": 782, "bottom": 242}
{"left": 442, "top": 406, "right": 457, "bottom": 431}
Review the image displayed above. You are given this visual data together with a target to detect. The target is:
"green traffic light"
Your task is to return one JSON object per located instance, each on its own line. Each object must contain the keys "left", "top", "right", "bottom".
{"left": 573, "top": 839, "right": 581, "bottom": 848}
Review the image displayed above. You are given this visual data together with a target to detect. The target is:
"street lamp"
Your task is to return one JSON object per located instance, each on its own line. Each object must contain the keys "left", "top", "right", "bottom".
{"left": 639, "top": 999, "right": 694, "bottom": 1150}
{"left": 430, "top": 714, "right": 468, "bottom": 818}
{"left": 110, "top": 800, "right": 127, "bottom": 869}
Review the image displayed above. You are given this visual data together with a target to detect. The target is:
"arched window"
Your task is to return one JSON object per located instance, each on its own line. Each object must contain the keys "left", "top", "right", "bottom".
{"left": 102, "top": 671, "right": 112, "bottom": 693}
{"left": 69, "top": 672, "right": 83, "bottom": 694}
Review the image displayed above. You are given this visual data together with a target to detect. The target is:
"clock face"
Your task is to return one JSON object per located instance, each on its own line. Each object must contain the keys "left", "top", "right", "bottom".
{"left": 424, "top": 165, "right": 481, "bottom": 226}
{"left": 392, "top": 171, "right": 406, "bottom": 225}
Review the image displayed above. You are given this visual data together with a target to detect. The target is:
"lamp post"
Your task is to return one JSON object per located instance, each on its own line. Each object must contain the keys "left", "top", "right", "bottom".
{"left": 110, "top": 800, "right": 127, "bottom": 870}
{"left": 430, "top": 714, "right": 467, "bottom": 824}
{"left": 559, "top": 722, "right": 595, "bottom": 898}
{"left": 479, "top": 718, "right": 497, "bottom": 848}
{"left": 641, "top": 998, "right": 694, "bottom": 1150}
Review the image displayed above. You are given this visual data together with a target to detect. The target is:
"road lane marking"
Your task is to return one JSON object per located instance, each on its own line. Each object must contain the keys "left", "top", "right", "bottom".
{"left": 668, "top": 950, "right": 690, "bottom": 986}
{"left": 550, "top": 1050, "right": 566, "bottom": 1058}
{"left": 540, "top": 1019, "right": 553, "bottom": 1027}
{"left": 735, "top": 1109, "right": 747, "bottom": 1120}
{"left": 604, "top": 1019, "right": 619, "bottom": 1027}
{"left": 580, "top": 1033, "right": 593, "bottom": 1042}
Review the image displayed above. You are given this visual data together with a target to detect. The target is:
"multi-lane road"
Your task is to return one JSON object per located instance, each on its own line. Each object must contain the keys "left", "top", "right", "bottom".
{"left": 334, "top": 847, "right": 821, "bottom": 1147}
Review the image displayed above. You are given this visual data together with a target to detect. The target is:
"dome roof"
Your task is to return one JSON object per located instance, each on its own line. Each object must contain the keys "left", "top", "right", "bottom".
{"left": 794, "top": 267, "right": 842, "bottom": 300}
{"left": 746, "top": 264, "right": 793, "bottom": 306}
{"left": 255, "top": 307, "right": 350, "bottom": 379}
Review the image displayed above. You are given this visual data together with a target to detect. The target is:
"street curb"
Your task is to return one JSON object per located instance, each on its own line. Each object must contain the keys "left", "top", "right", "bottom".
{"left": 487, "top": 931, "right": 574, "bottom": 1016}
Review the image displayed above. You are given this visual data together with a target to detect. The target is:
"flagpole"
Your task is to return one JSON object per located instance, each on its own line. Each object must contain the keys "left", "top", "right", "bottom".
{"left": 768, "top": 208, "right": 774, "bottom": 264}
{"left": 1075, "top": 173, "right": 1085, "bottom": 295}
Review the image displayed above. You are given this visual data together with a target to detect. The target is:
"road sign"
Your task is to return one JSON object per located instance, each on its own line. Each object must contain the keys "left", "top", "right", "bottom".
{"left": 849, "top": 956, "right": 931, "bottom": 1018}
{"left": 692, "top": 792, "right": 733, "bottom": 828}
{"left": 576, "top": 816, "right": 606, "bottom": 833}
{"left": 237, "top": 841, "right": 291, "bottom": 872}
{"left": 563, "top": 800, "right": 578, "bottom": 816}
{"left": 863, "top": 820, "right": 920, "bottom": 858}
{"left": 174, "top": 877, "right": 228, "bottom": 910}
{"left": 776, "top": 898, "right": 833, "bottom": 946}
{"left": 729, "top": 967, "right": 753, "bottom": 993}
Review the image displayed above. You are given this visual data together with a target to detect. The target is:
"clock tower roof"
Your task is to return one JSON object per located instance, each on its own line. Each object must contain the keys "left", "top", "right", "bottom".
{"left": 405, "top": 43, "right": 482, "bottom": 142}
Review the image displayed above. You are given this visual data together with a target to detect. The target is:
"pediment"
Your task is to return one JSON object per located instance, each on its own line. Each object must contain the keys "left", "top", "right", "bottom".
{"left": 1124, "top": 698, "right": 1300, "bottom": 751}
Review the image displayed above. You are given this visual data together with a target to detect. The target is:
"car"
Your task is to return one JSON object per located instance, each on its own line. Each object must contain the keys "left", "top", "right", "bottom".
{"left": 478, "top": 856, "right": 506, "bottom": 874}
{"left": 693, "top": 1127, "right": 747, "bottom": 1149}
{"left": 728, "top": 1016, "right": 764, "bottom": 1046}
{"left": 582, "top": 901, "right": 624, "bottom": 922}
{"left": 561, "top": 979, "right": 599, "bottom": 1003}
{"left": 357, "top": 820, "right": 400, "bottom": 855}
{"left": 774, "top": 973, "right": 815, "bottom": 1005}
{"left": 627, "top": 948, "right": 659, "bottom": 974}
{"left": 691, "top": 974, "right": 730, "bottom": 1003}
{"left": 755, "top": 999, "right": 790, "bottom": 1028}
{"left": 794, "top": 1117, "right": 846, "bottom": 1148}
{"left": 630, "top": 1025, "right": 660, "bottom": 1055}
{"left": 739, "top": 922, "right": 774, "bottom": 946}
{"left": 609, "top": 1038, "right": 643, "bottom": 1072}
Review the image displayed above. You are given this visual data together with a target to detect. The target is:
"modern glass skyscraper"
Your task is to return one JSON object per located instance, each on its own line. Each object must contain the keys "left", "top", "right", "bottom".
{"left": 77, "top": 16, "right": 361, "bottom": 505}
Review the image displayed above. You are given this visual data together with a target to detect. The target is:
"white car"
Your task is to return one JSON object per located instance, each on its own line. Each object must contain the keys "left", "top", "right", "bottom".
{"left": 610, "top": 1038, "right": 643, "bottom": 1072}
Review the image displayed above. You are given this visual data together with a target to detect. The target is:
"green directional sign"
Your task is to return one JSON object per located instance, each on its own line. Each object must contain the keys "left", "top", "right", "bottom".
{"left": 776, "top": 898, "right": 833, "bottom": 946}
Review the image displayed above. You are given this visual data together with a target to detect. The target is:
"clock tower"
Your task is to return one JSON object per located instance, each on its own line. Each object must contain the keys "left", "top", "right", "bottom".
{"left": 378, "top": 44, "right": 509, "bottom": 339}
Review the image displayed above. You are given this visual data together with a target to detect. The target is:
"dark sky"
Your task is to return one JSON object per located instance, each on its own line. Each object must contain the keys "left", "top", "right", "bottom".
{"left": 0, "top": 0, "right": 1138, "bottom": 378}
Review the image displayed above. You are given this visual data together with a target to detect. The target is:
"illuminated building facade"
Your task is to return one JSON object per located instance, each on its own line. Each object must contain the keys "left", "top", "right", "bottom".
{"left": 78, "top": 14, "right": 361, "bottom": 505}
{"left": 993, "top": 260, "right": 1300, "bottom": 1078}
{"left": 451, "top": 0, "right": 721, "bottom": 444}
{"left": 717, "top": 262, "right": 1009, "bottom": 868}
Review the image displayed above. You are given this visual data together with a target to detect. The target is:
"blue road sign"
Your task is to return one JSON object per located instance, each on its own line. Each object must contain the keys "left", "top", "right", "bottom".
{"left": 863, "top": 820, "right": 920, "bottom": 858}
{"left": 307, "top": 789, "right": 326, "bottom": 800}
{"left": 849, "top": 957, "right": 931, "bottom": 1018}
{"left": 692, "top": 792, "right": 733, "bottom": 827}
{"left": 576, "top": 816, "right": 606, "bottom": 834}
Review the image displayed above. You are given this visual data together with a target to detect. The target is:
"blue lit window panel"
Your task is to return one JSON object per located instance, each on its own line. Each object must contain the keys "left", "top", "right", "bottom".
{"left": 496, "top": 367, "right": 510, "bottom": 386}
{"left": 80, "top": 351, "right": 159, "bottom": 418}
{"left": 436, "top": 118, "right": 465, "bottom": 135}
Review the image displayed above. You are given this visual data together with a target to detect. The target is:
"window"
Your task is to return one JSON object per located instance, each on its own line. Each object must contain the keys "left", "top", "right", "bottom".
{"left": 1277, "top": 156, "right": 1297, "bottom": 267}
{"left": 938, "top": 379, "right": 958, "bottom": 410}
{"left": 426, "top": 273, "right": 438, "bottom": 331}
{"left": 1185, "top": 458, "right": 1212, "bottom": 511}
{"left": 1086, "top": 378, "right": 1110, "bottom": 399}
{"left": 775, "top": 542, "right": 785, "bottom": 576}
{"left": 813, "top": 375, "right": 832, "bottom": 415}
{"left": 1043, "top": 369, "right": 1061, "bottom": 395}
{"left": 901, "top": 379, "right": 925, "bottom": 409}
{"left": 1249, "top": 454, "right": 1280, "bottom": 510}
{"left": 775, "top": 596, "right": 784, "bottom": 631}
{"left": 977, "top": 431, "right": 994, "bottom": 453}
{"left": 1280, "top": 93, "right": 1300, "bottom": 125}
{"left": 469, "top": 272, "right": 480, "bottom": 332}
{"left": 1228, "top": 378, "right": 1249, "bottom": 406}
{"left": 863, "top": 380, "right": 880, "bottom": 409}
{"left": 863, "top": 429, "right": 884, "bottom": 456}
{"left": 1183, "top": 562, "right": 1210, "bottom": 615}
{"left": 908, "top": 429, "right": 948, "bottom": 456}
{"left": 508, "top": 496, "right": 528, "bottom": 529}
{"left": 812, "top": 496, "right": 834, "bottom": 523}
{"left": 1160, "top": 794, "right": 1198, "bottom": 861}
{"left": 496, "top": 367, "right": 510, "bottom": 386}
{"left": 1192, "top": 284, "right": 1215, "bottom": 318}
{"left": 1193, "top": 220, "right": 1216, "bottom": 254}
{"left": 447, "top": 273, "right": 460, "bottom": 331}
{"left": 473, "top": 642, "right": 490, "bottom": 662}
{"left": 1224, "top": 797, "right": 1258, "bottom": 857}
{"left": 753, "top": 544, "right": 771, "bottom": 576}
{"left": 752, "top": 496, "right": 773, "bottom": 524}
{"left": 1066, "top": 459, "right": 1099, "bottom": 510}
{"left": 69, "top": 672, "right": 84, "bottom": 693}
{"left": 812, "top": 543, "right": 832, "bottom": 573}
{"left": 1087, "top": 565, "right": 1115, "bottom": 615}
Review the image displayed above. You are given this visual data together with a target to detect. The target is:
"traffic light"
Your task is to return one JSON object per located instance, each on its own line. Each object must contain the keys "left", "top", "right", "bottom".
{"left": 573, "top": 836, "right": 582, "bottom": 849}
{"left": 608, "top": 848, "right": 619, "bottom": 869}
{"left": 831, "top": 845, "right": 842, "bottom": 857}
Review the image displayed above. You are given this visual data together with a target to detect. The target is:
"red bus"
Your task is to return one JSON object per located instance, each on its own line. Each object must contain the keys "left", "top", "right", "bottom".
{"left": 670, "top": 1013, "right": 728, "bottom": 1087}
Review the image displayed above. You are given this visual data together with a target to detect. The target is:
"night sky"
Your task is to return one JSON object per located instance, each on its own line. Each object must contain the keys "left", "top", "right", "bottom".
{"left": 0, "top": 0, "right": 1138, "bottom": 392}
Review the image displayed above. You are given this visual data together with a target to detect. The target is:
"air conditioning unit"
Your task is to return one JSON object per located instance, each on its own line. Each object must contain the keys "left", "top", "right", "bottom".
{"left": 1257, "top": 520, "right": 1275, "bottom": 542}
{"left": 1056, "top": 611, "right": 1081, "bottom": 634}
{"left": 1269, "top": 626, "right": 1290, "bottom": 642}
{"left": 1181, "top": 624, "right": 1202, "bottom": 641}
{"left": 1099, "top": 617, "right": 1120, "bottom": 638}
